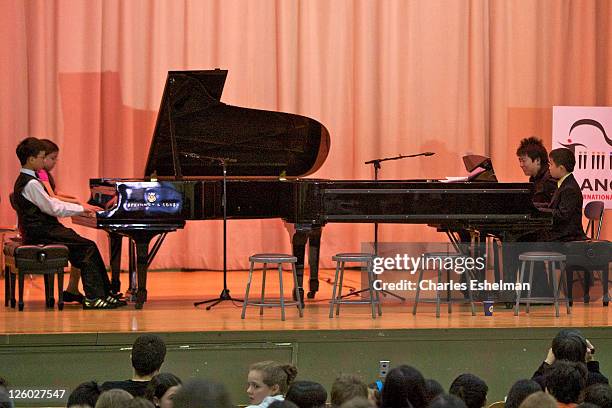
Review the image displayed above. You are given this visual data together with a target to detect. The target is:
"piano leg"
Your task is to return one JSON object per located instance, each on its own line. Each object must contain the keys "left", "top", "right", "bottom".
{"left": 306, "top": 227, "right": 322, "bottom": 298}
{"left": 291, "top": 225, "right": 312, "bottom": 303}
{"left": 128, "top": 239, "right": 137, "bottom": 300}
{"left": 108, "top": 232, "right": 122, "bottom": 294}
{"left": 133, "top": 235, "right": 155, "bottom": 309}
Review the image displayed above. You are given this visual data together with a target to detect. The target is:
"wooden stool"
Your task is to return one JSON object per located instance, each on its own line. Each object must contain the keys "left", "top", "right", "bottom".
{"left": 4, "top": 239, "right": 69, "bottom": 311}
{"left": 329, "top": 253, "right": 381, "bottom": 319}
{"left": 412, "top": 252, "right": 476, "bottom": 318}
{"left": 241, "top": 253, "right": 303, "bottom": 321}
{"left": 514, "top": 251, "right": 570, "bottom": 317}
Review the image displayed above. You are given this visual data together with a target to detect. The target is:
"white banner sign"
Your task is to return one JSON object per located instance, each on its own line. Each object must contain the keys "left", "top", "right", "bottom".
{"left": 552, "top": 106, "right": 612, "bottom": 209}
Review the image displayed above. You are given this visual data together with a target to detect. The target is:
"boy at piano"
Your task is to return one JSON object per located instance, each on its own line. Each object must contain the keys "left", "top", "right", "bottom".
{"left": 13, "top": 137, "right": 126, "bottom": 309}
{"left": 38, "top": 139, "right": 85, "bottom": 303}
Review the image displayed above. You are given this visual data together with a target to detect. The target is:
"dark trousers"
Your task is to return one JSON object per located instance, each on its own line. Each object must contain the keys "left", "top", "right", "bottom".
{"left": 25, "top": 224, "right": 110, "bottom": 299}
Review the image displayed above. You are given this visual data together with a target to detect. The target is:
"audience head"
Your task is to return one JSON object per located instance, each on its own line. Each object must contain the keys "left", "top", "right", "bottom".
{"left": 516, "top": 137, "right": 548, "bottom": 176}
{"left": 504, "top": 379, "right": 541, "bottom": 408}
{"left": 145, "top": 373, "right": 182, "bottom": 408}
{"left": 340, "top": 397, "right": 376, "bottom": 408}
{"left": 449, "top": 374, "right": 488, "bottom": 408}
{"left": 549, "top": 148, "right": 576, "bottom": 177}
{"left": 95, "top": 389, "right": 133, "bottom": 408}
{"left": 517, "top": 391, "right": 556, "bottom": 408}
{"left": 39, "top": 139, "right": 60, "bottom": 171}
{"left": 131, "top": 334, "right": 167, "bottom": 378}
{"left": 126, "top": 398, "right": 155, "bottom": 408}
{"left": 424, "top": 379, "right": 445, "bottom": 404}
{"left": 545, "top": 360, "right": 587, "bottom": 404}
{"left": 269, "top": 400, "right": 300, "bottom": 408}
{"left": 552, "top": 329, "right": 587, "bottom": 362}
{"left": 331, "top": 375, "right": 368, "bottom": 407}
{"left": 427, "top": 394, "right": 467, "bottom": 408}
{"left": 16, "top": 137, "right": 46, "bottom": 168}
{"left": 247, "top": 361, "right": 298, "bottom": 405}
{"left": 582, "top": 383, "right": 612, "bottom": 408}
{"left": 380, "top": 365, "right": 427, "bottom": 408}
{"left": 172, "top": 379, "right": 232, "bottom": 408}
{"left": 67, "top": 381, "right": 102, "bottom": 408}
{"left": 285, "top": 380, "right": 327, "bottom": 408}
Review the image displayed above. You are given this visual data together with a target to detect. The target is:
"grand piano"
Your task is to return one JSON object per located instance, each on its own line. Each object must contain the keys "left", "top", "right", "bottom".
{"left": 74, "top": 69, "right": 553, "bottom": 308}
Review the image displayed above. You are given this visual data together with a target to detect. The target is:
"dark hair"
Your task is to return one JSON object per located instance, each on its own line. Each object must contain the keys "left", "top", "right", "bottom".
{"left": 545, "top": 360, "right": 587, "bottom": 403}
{"left": 583, "top": 384, "right": 612, "bottom": 408}
{"left": 380, "top": 365, "right": 427, "bottom": 408}
{"left": 126, "top": 397, "right": 155, "bottom": 408}
{"left": 172, "top": 379, "right": 233, "bottom": 408}
{"left": 39, "top": 139, "right": 59, "bottom": 155}
{"left": 552, "top": 331, "right": 587, "bottom": 362}
{"left": 424, "top": 379, "right": 445, "bottom": 404}
{"left": 286, "top": 380, "right": 327, "bottom": 408}
{"left": 131, "top": 334, "right": 166, "bottom": 377}
{"left": 331, "top": 375, "right": 368, "bottom": 407}
{"left": 16, "top": 137, "right": 45, "bottom": 166}
{"left": 269, "top": 401, "right": 300, "bottom": 408}
{"left": 67, "top": 381, "right": 102, "bottom": 408}
{"left": 516, "top": 137, "right": 549, "bottom": 166}
{"left": 504, "top": 379, "right": 541, "bottom": 408}
{"left": 339, "top": 397, "right": 374, "bottom": 408}
{"left": 577, "top": 403, "right": 602, "bottom": 408}
{"left": 145, "top": 373, "right": 182, "bottom": 403}
{"left": 427, "top": 394, "right": 467, "bottom": 408}
{"left": 449, "top": 374, "right": 488, "bottom": 408}
{"left": 549, "top": 148, "right": 576, "bottom": 172}
{"left": 249, "top": 361, "right": 298, "bottom": 395}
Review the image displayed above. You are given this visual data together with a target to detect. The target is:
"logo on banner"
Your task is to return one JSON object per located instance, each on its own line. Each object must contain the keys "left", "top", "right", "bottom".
{"left": 553, "top": 107, "right": 612, "bottom": 209}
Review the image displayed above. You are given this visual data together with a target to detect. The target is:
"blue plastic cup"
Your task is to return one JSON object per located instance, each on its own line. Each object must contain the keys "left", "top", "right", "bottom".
{"left": 483, "top": 301, "right": 494, "bottom": 316}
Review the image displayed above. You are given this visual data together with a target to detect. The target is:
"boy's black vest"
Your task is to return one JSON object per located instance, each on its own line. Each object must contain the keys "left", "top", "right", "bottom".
{"left": 13, "top": 172, "right": 62, "bottom": 241}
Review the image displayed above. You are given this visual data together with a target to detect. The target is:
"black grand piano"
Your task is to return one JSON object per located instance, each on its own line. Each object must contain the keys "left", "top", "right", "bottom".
{"left": 74, "top": 69, "right": 553, "bottom": 308}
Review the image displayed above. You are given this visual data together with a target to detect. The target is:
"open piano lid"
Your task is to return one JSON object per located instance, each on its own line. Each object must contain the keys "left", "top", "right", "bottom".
{"left": 145, "top": 70, "right": 330, "bottom": 178}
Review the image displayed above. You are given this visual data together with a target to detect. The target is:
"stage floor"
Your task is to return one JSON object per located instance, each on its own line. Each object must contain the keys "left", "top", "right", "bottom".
{"left": 1, "top": 270, "right": 610, "bottom": 335}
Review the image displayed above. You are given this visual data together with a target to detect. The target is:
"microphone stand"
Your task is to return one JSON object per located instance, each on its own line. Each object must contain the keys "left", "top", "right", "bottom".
{"left": 193, "top": 156, "right": 242, "bottom": 309}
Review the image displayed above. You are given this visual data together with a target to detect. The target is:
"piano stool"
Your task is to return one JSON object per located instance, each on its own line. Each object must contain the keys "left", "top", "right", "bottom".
{"left": 514, "top": 252, "right": 570, "bottom": 317}
{"left": 3, "top": 238, "right": 68, "bottom": 311}
{"left": 329, "top": 253, "right": 381, "bottom": 319}
{"left": 241, "top": 254, "right": 303, "bottom": 321}
{"left": 412, "top": 252, "right": 476, "bottom": 318}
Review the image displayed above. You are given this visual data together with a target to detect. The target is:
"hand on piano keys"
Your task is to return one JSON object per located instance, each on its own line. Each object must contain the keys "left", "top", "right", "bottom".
{"left": 82, "top": 203, "right": 103, "bottom": 217}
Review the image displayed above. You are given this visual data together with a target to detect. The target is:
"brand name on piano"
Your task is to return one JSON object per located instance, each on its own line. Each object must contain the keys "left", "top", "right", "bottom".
{"left": 125, "top": 202, "right": 180, "bottom": 208}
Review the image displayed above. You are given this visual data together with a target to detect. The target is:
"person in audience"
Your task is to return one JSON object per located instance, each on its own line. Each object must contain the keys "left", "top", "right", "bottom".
{"left": 582, "top": 383, "right": 612, "bottom": 408}
{"left": 102, "top": 334, "right": 167, "bottom": 397}
{"left": 95, "top": 389, "right": 133, "bottom": 408}
{"left": 504, "top": 379, "right": 541, "bottom": 408}
{"left": 126, "top": 398, "right": 155, "bottom": 408}
{"left": 246, "top": 361, "right": 298, "bottom": 408}
{"left": 145, "top": 373, "right": 182, "bottom": 408}
{"left": 0, "top": 389, "right": 12, "bottom": 408}
{"left": 424, "top": 379, "right": 445, "bottom": 404}
{"left": 518, "top": 391, "right": 557, "bottom": 408}
{"left": 380, "top": 365, "right": 427, "bottom": 408}
{"left": 67, "top": 381, "right": 102, "bottom": 408}
{"left": 269, "top": 400, "right": 300, "bottom": 408}
{"left": 172, "top": 378, "right": 233, "bottom": 408}
{"left": 340, "top": 397, "right": 376, "bottom": 408}
{"left": 449, "top": 374, "right": 488, "bottom": 408}
{"left": 545, "top": 360, "right": 587, "bottom": 407}
{"left": 331, "top": 375, "right": 368, "bottom": 407}
{"left": 427, "top": 394, "right": 467, "bottom": 408}
{"left": 366, "top": 381, "right": 382, "bottom": 407}
{"left": 285, "top": 380, "right": 327, "bottom": 408}
{"left": 532, "top": 329, "right": 608, "bottom": 388}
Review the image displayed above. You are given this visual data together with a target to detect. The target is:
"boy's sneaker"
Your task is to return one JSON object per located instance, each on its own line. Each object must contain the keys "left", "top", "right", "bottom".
{"left": 105, "top": 295, "right": 127, "bottom": 307}
{"left": 83, "top": 297, "right": 116, "bottom": 310}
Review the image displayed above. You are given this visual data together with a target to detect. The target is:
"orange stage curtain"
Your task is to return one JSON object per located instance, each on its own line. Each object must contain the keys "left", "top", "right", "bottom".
{"left": 1, "top": 0, "right": 611, "bottom": 270}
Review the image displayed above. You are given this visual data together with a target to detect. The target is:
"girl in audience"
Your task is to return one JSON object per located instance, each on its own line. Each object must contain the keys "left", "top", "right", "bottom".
{"left": 145, "top": 373, "right": 182, "bottom": 408}
{"left": 380, "top": 365, "right": 427, "bottom": 408}
{"left": 246, "top": 361, "right": 298, "bottom": 408}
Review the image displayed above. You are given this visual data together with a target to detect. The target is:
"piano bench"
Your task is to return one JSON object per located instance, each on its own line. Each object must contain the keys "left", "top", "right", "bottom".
{"left": 241, "top": 253, "right": 304, "bottom": 321}
{"left": 412, "top": 252, "right": 476, "bottom": 318}
{"left": 329, "top": 253, "right": 382, "bottom": 319}
{"left": 514, "top": 252, "right": 570, "bottom": 317}
{"left": 3, "top": 238, "right": 69, "bottom": 311}
{"left": 564, "top": 240, "right": 611, "bottom": 307}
